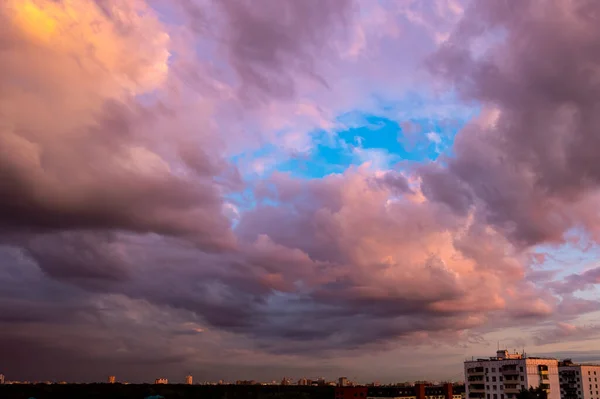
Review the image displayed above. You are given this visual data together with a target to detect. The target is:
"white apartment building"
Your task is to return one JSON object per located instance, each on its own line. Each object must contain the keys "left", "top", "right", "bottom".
{"left": 465, "top": 350, "right": 560, "bottom": 399}
{"left": 559, "top": 360, "right": 600, "bottom": 399}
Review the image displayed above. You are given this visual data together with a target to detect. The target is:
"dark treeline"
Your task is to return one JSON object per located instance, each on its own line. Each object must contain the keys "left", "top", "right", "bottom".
{"left": 0, "top": 383, "right": 334, "bottom": 399}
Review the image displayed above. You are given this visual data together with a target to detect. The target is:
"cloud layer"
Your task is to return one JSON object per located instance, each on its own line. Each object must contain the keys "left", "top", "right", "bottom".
{"left": 2, "top": 0, "right": 600, "bottom": 382}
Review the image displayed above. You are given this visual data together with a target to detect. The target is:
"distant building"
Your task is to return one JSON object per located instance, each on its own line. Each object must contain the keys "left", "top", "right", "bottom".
{"left": 339, "top": 377, "right": 349, "bottom": 387}
{"left": 236, "top": 380, "right": 256, "bottom": 385}
{"left": 155, "top": 378, "right": 168, "bottom": 384}
{"left": 464, "top": 350, "right": 560, "bottom": 399}
{"left": 108, "top": 375, "right": 116, "bottom": 384}
{"left": 298, "top": 378, "right": 309, "bottom": 386}
{"left": 186, "top": 375, "right": 193, "bottom": 385}
{"left": 559, "top": 359, "right": 600, "bottom": 399}
{"left": 0, "top": 374, "right": 4, "bottom": 384}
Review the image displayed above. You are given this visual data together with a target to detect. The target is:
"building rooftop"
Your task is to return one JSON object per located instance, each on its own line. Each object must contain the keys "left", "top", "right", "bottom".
{"left": 465, "top": 350, "right": 558, "bottom": 363}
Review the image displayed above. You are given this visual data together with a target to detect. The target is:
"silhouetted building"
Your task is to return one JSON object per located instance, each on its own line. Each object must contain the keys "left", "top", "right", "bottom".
{"left": 339, "top": 377, "right": 349, "bottom": 387}
{"left": 362, "top": 382, "right": 457, "bottom": 399}
{"left": 336, "top": 386, "right": 368, "bottom": 399}
{"left": 0, "top": 374, "right": 4, "bottom": 384}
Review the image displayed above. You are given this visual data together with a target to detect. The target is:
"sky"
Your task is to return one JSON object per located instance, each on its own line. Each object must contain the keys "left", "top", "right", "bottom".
{"left": 2, "top": 0, "right": 600, "bottom": 384}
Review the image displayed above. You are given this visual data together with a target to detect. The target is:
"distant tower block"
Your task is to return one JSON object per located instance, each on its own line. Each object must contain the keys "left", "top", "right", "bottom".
{"left": 108, "top": 375, "right": 116, "bottom": 384}
{"left": 186, "top": 374, "right": 193, "bottom": 385}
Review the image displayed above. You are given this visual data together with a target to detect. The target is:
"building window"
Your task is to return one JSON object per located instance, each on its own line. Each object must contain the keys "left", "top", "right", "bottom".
{"left": 487, "top": 377, "right": 490, "bottom": 382}
{"left": 501, "top": 395, "right": 504, "bottom": 399}
{"left": 520, "top": 377, "right": 524, "bottom": 382}
{"left": 500, "top": 377, "right": 503, "bottom": 382}
{"left": 493, "top": 395, "right": 497, "bottom": 399}
{"left": 487, "top": 395, "right": 490, "bottom": 399}
{"left": 487, "top": 386, "right": 490, "bottom": 390}
{"left": 493, "top": 377, "right": 497, "bottom": 382}
{"left": 493, "top": 386, "right": 497, "bottom": 390}
{"left": 492, "top": 368, "right": 496, "bottom": 372}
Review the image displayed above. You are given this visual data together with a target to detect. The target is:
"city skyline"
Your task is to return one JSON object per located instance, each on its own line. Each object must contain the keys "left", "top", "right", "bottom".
{"left": 2, "top": 0, "right": 600, "bottom": 384}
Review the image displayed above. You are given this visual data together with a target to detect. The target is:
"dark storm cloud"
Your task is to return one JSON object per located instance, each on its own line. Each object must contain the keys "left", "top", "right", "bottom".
{"left": 25, "top": 231, "right": 132, "bottom": 282}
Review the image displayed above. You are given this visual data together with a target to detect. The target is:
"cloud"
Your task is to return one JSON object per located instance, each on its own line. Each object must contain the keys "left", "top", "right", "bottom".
{"left": 426, "top": 0, "right": 600, "bottom": 247}
{"left": 549, "top": 266, "right": 600, "bottom": 294}
{"left": 4, "top": 0, "right": 600, "bottom": 383}
{"left": 215, "top": 0, "right": 353, "bottom": 101}
{"left": 0, "top": 0, "right": 235, "bottom": 249}
{"left": 533, "top": 322, "right": 600, "bottom": 346}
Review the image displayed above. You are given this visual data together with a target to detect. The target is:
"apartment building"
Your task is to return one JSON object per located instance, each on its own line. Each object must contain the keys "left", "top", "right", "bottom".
{"left": 559, "top": 359, "right": 600, "bottom": 399}
{"left": 465, "top": 350, "right": 560, "bottom": 399}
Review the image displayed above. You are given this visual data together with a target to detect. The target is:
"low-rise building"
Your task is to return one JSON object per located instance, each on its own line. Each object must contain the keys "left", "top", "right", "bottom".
{"left": 155, "top": 378, "right": 168, "bottom": 384}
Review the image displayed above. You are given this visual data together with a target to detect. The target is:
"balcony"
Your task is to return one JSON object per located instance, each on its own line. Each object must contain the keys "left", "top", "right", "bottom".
{"left": 504, "top": 385, "right": 521, "bottom": 394}
{"left": 468, "top": 376, "right": 484, "bottom": 382}
{"left": 468, "top": 368, "right": 485, "bottom": 377}
{"left": 469, "top": 385, "right": 485, "bottom": 393}
{"left": 501, "top": 366, "right": 520, "bottom": 376}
